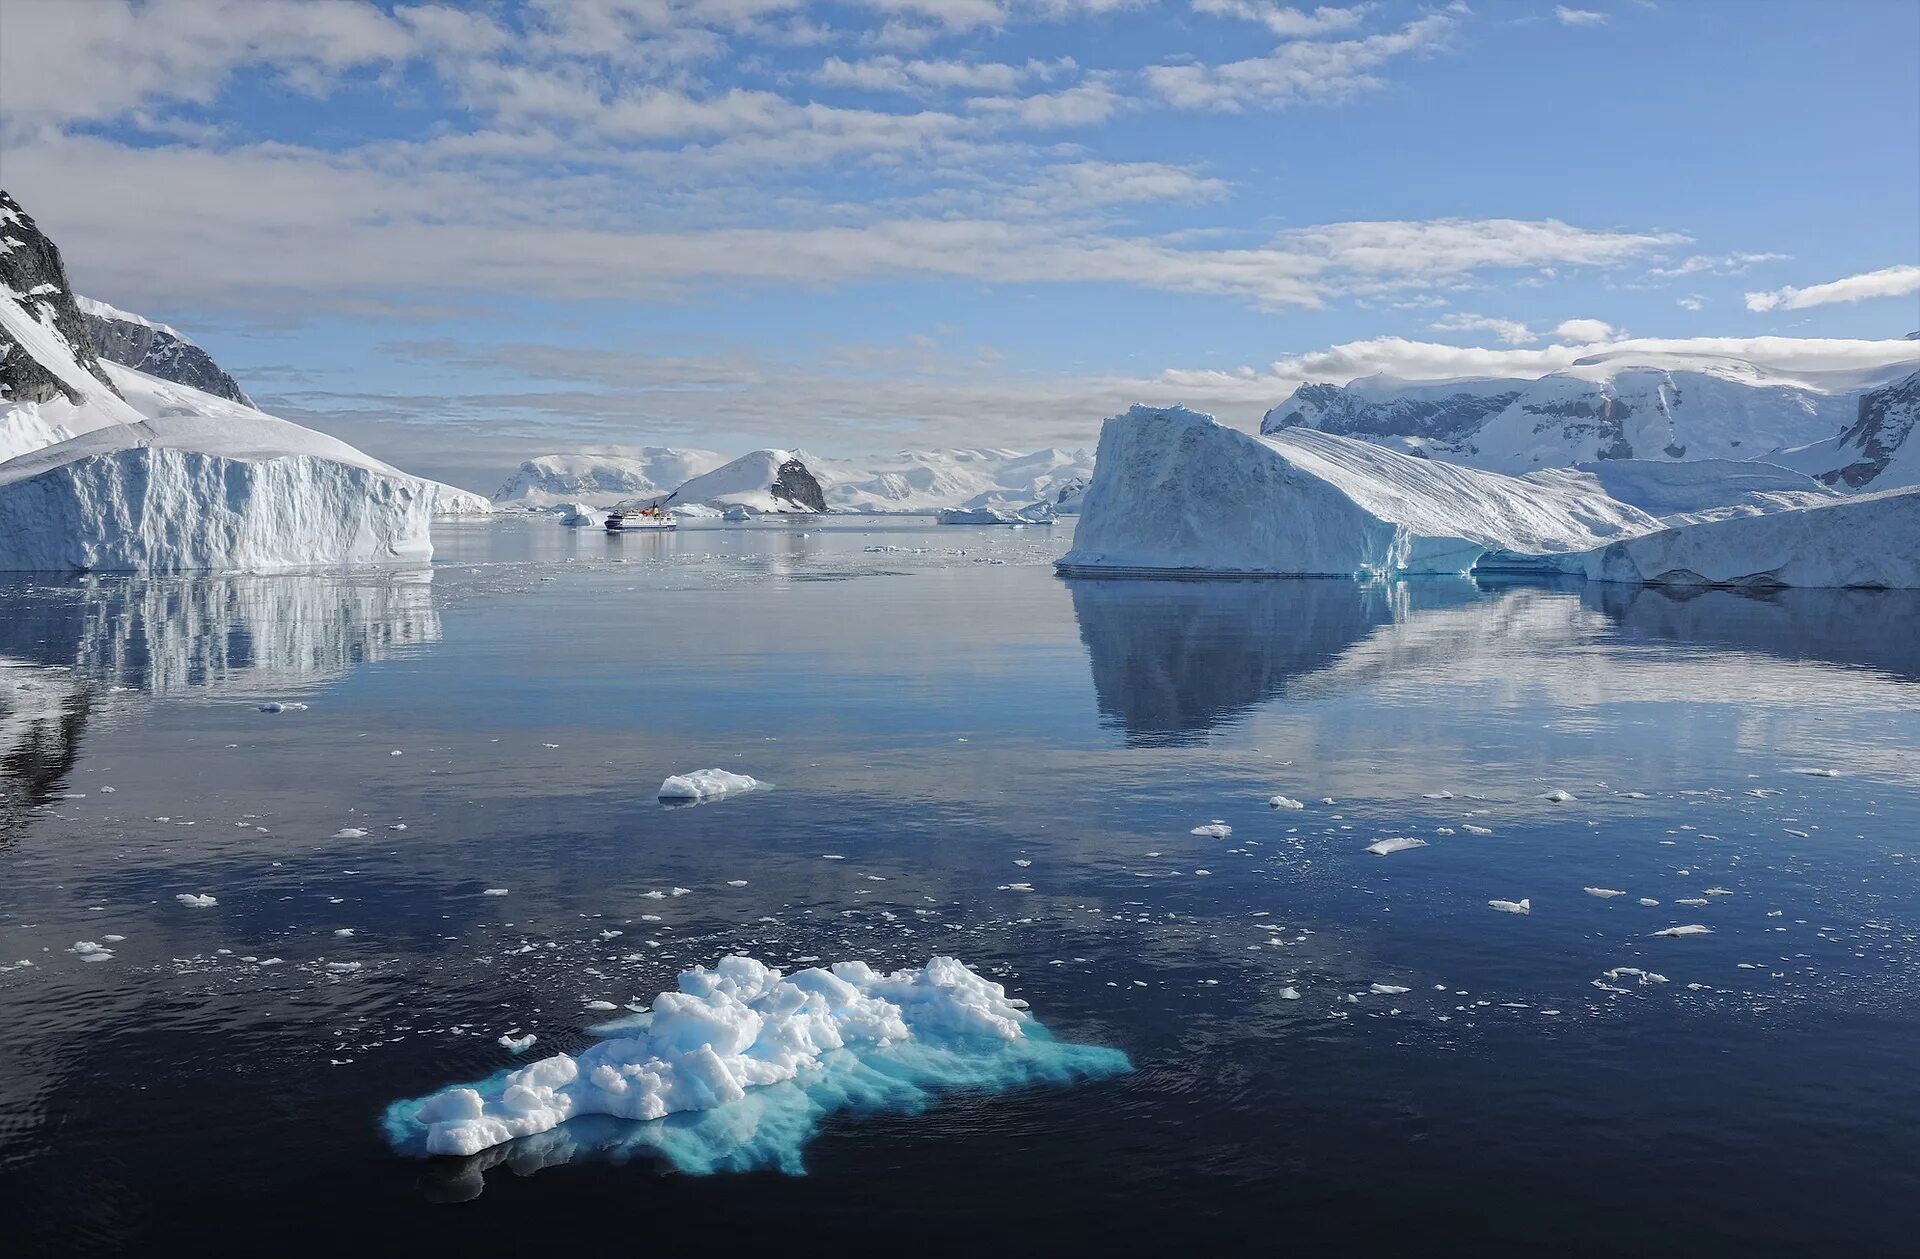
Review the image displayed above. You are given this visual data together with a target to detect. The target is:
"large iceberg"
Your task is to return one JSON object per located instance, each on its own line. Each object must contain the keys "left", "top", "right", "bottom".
{"left": 1558, "top": 484, "right": 1920, "bottom": 589}
{"left": 1059, "top": 405, "right": 1659, "bottom": 577}
{"left": 0, "top": 366, "right": 439, "bottom": 572}
{"left": 385, "top": 955, "right": 1129, "bottom": 1175}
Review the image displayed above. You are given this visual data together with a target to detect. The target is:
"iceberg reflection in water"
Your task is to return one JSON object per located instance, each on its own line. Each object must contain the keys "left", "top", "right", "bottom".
{"left": 0, "top": 570, "right": 441, "bottom": 696}
{"left": 1067, "top": 573, "right": 1920, "bottom": 746}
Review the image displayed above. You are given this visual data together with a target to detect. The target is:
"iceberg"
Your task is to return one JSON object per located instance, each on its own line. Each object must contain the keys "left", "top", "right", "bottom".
{"left": 936, "top": 503, "right": 1054, "bottom": 525}
{"left": 385, "top": 955, "right": 1130, "bottom": 1174}
{"left": 554, "top": 502, "right": 603, "bottom": 527}
{"left": 1059, "top": 405, "right": 1659, "bottom": 578}
{"left": 1558, "top": 483, "right": 1920, "bottom": 589}
{"left": 657, "top": 768, "right": 762, "bottom": 800}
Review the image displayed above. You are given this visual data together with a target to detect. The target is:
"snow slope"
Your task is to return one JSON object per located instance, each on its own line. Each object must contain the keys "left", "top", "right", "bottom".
{"left": 1565, "top": 458, "right": 1835, "bottom": 519}
{"left": 492, "top": 449, "right": 728, "bottom": 508}
{"left": 1059, "top": 405, "right": 1660, "bottom": 577}
{"left": 76, "top": 295, "right": 253, "bottom": 407}
{"left": 646, "top": 448, "right": 826, "bottom": 513}
{"left": 811, "top": 446, "right": 1094, "bottom": 514}
{"left": 385, "top": 954, "right": 1129, "bottom": 1171}
{"left": 1773, "top": 368, "right": 1920, "bottom": 492}
{"left": 1559, "top": 485, "right": 1920, "bottom": 589}
{"left": 1264, "top": 343, "right": 1920, "bottom": 475}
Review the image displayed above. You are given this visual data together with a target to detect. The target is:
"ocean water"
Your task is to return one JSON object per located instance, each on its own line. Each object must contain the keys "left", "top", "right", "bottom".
{"left": 3, "top": 516, "right": 1918, "bottom": 1255}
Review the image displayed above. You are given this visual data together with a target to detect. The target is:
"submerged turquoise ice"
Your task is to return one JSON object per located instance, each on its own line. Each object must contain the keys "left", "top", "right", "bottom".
{"left": 384, "top": 956, "right": 1131, "bottom": 1176}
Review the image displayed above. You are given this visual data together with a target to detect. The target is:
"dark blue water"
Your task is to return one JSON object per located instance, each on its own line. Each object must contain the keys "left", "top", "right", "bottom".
{"left": 3, "top": 517, "right": 1918, "bottom": 1256}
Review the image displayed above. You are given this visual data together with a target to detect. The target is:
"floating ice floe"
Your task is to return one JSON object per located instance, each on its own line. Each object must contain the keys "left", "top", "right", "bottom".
{"left": 1190, "top": 821, "right": 1232, "bottom": 838}
{"left": 175, "top": 893, "right": 217, "bottom": 908}
{"left": 386, "top": 955, "right": 1130, "bottom": 1173}
{"left": 1278, "top": 987, "right": 1301, "bottom": 1001}
{"left": 658, "top": 769, "right": 763, "bottom": 802}
{"left": 1584, "top": 887, "right": 1627, "bottom": 899}
{"left": 332, "top": 827, "right": 368, "bottom": 839}
{"left": 1539, "top": 789, "right": 1575, "bottom": 803}
{"left": 1268, "top": 795, "right": 1304, "bottom": 810}
{"left": 1652, "top": 924, "right": 1713, "bottom": 938}
{"left": 1369, "top": 983, "right": 1411, "bottom": 995}
{"left": 499, "top": 1033, "right": 537, "bottom": 1053}
{"left": 482, "top": 888, "right": 510, "bottom": 897}
{"left": 1488, "top": 898, "right": 1532, "bottom": 915}
{"left": 1792, "top": 767, "right": 1842, "bottom": 778}
{"left": 1366, "top": 837, "right": 1429, "bottom": 856}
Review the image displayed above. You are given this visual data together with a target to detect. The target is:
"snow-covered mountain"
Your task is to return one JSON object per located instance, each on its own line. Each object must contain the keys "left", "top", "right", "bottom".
{"left": 0, "top": 188, "right": 489, "bottom": 568}
{"left": 811, "top": 446, "right": 1094, "bottom": 514}
{"left": 1772, "top": 368, "right": 1920, "bottom": 492}
{"left": 650, "top": 449, "right": 826, "bottom": 513}
{"left": 493, "top": 449, "right": 729, "bottom": 507}
{"left": 77, "top": 296, "right": 254, "bottom": 407}
{"left": 1263, "top": 346, "right": 1920, "bottom": 477}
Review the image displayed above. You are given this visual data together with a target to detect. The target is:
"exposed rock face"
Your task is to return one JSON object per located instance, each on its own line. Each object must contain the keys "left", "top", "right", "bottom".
{"left": 77, "top": 297, "right": 253, "bottom": 406}
{"left": 1819, "top": 369, "right": 1920, "bottom": 489}
{"left": 0, "top": 189, "right": 121, "bottom": 406}
{"left": 1266, "top": 381, "right": 1523, "bottom": 444}
{"left": 771, "top": 457, "right": 826, "bottom": 512}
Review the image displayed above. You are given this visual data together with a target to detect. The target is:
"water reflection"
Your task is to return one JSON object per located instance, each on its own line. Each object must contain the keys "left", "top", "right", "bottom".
{"left": 1064, "top": 577, "right": 1480, "bottom": 744}
{"left": 1582, "top": 583, "right": 1920, "bottom": 682}
{"left": 0, "top": 572, "right": 441, "bottom": 695}
{"left": 0, "top": 665, "right": 88, "bottom": 845}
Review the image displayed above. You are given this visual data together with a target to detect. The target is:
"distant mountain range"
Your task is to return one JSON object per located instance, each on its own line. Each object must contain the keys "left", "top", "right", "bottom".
{"left": 1262, "top": 347, "right": 1920, "bottom": 492}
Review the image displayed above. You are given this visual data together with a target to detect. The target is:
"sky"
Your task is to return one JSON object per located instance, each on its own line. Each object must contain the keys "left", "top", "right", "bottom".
{"left": 1, "top": 0, "right": 1917, "bottom": 490}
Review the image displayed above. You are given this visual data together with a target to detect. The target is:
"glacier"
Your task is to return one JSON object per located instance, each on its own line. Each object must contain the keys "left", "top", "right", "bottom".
{"left": 492, "top": 449, "right": 729, "bottom": 508}
{"left": 1556, "top": 484, "right": 1920, "bottom": 589}
{"left": 1059, "top": 405, "right": 1660, "bottom": 578}
{"left": 384, "top": 955, "right": 1130, "bottom": 1175}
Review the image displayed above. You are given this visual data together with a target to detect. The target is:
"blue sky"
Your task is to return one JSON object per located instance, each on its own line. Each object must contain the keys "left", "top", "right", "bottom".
{"left": 2, "top": 0, "right": 1916, "bottom": 488}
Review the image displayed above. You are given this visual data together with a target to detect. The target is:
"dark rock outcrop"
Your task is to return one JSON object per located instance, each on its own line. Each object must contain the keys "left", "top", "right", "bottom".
{"left": 772, "top": 457, "right": 826, "bottom": 512}
{"left": 1819, "top": 369, "right": 1920, "bottom": 489}
{"left": 79, "top": 298, "right": 253, "bottom": 406}
{"left": 0, "top": 189, "right": 121, "bottom": 406}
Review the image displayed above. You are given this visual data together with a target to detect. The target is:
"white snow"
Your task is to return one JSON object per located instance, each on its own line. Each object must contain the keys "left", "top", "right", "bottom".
{"left": 647, "top": 449, "right": 819, "bottom": 513}
{"left": 1559, "top": 484, "right": 1920, "bottom": 588}
{"left": 388, "top": 955, "right": 1129, "bottom": 1161}
{"left": 0, "top": 359, "right": 438, "bottom": 572}
{"left": 658, "top": 768, "right": 763, "bottom": 801}
{"left": 491, "top": 449, "right": 729, "bottom": 508}
{"left": 1059, "top": 406, "right": 1660, "bottom": 577}
{"left": 811, "top": 446, "right": 1093, "bottom": 515}
{"left": 1263, "top": 342, "right": 1920, "bottom": 473}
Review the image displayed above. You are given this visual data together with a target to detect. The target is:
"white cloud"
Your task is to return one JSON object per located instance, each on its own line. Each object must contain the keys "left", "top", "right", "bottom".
{"left": 1554, "top": 6, "right": 1607, "bottom": 25}
{"left": 968, "top": 78, "right": 1123, "bottom": 127}
{"left": 1676, "top": 295, "right": 1704, "bottom": 311}
{"left": 1147, "top": 10, "right": 1459, "bottom": 111}
{"left": 1744, "top": 264, "right": 1920, "bottom": 313}
{"left": 1645, "top": 251, "right": 1788, "bottom": 279}
{"left": 1553, "top": 317, "right": 1620, "bottom": 342}
{"left": 814, "top": 55, "right": 1071, "bottom": 93}
{"left": 1189, "top": 1, "right": 1371, "bottom": 38}
{"left": 1429, "top": 313, "right": 1538, "bottom": 345}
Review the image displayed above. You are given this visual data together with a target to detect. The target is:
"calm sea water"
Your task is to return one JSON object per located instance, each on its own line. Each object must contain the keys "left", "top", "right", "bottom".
{"left": 3, "top": 516, "right": 1918, "bottom": 1255}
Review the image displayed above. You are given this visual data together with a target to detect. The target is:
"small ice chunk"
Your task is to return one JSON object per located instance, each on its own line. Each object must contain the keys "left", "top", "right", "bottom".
{"left": 1366, "top": 837, "right": 1428, "bottom": 856}
{"left": 584, "top": 1000, "right": 618, "bottom": 1011}
{"left": 332, "top": 828, "right": 368, "bottom": 839}
{"left": 1638, "top": 897, "right": 1660, "bottom": 906}
{"left": 333, "top": 928, "right": 356, "bottom": 937}
{"left": 658, "top": 769, "right": 762, "bottom": 801}
{"left": 1369, "top": 984, "right": 1410, "bottom": 995}
{"left": 175, "top": 893, "right": 217, "bottom": 908}
{"left": 482, "top": 888, "right": 510, "bottom": 897}
{"left": 1584, "top": 887, "right": 1626, "bottom": 899}
{"left": 726, "top": 879, "right": 749, "bottom": 887}
{"left": 1268, "top": 795, "right": 1304, "bottom": 810}
{"left": 1539, "top": 789, "right": 1575, "bottom": 803}
{"left": 1423, "top": 791, "right": 1455, "bottom": 800}
{"left": 1488, "top": 898, "right": 1531, "bottom": 915}
{"left": 1792, "top": 767, "right": 1841, "bottom": 778}
{"left": 1652, "top": 924, "right": 1713, "bottom": 938}
{"left": 499, "top": 1033, "right": 537, "bottom": 1053}
{"left": 1462, "top": 824, "right": 1493, "bottom": 836}
{"left": 1278, "top": 987, "right": 1301, "bottom": 1000}
{"left": 1191, "top": 821, "right": 1232, "bottom": 838}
